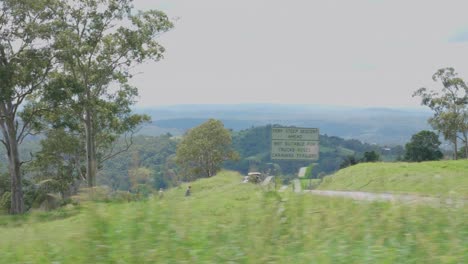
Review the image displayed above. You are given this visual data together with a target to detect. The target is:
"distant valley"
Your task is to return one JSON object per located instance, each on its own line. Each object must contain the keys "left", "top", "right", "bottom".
{"left": 136, "top": 104, "right": 432, "bottom": 145}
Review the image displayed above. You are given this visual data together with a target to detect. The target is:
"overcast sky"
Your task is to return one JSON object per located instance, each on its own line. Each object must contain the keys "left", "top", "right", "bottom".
{"left": 130, "top": 0, "right": 468, "bottom": 108}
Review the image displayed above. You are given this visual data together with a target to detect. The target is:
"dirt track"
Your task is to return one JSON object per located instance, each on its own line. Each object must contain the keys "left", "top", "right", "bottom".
{"left": 304, "top": 190, "right": 466, "bottom": 208}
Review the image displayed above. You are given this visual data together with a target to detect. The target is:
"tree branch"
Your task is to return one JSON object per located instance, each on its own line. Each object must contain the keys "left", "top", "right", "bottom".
{"left": 16, "top": 105, "right": 51, "bottom": 144}
{"left": 0, "top": 138, "right": 6, "bottom": 149}
{"left": 99, "top": 130, "right": 135, "bottom": 164}
{"left": 18, "top": 129, "right": 40, "bottom": 145}
{"left": 0, "top": 43, "right": 8, "bottom": 66}
{"left": 19, "top": 152, "right": 34, "bottom": 167}
{"left": 0, "top": 111, "right": 11, "bottom": 154}
{"left": 457, "top": 135, "right": 466, "bottom": 143}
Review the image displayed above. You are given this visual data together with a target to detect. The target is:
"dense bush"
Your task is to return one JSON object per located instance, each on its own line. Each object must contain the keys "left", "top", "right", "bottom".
{"left": 0, "top": 192, "right": 11, "bottom": 213}
{"left": 404, "top": 130, "right": 443, "bottom": 162}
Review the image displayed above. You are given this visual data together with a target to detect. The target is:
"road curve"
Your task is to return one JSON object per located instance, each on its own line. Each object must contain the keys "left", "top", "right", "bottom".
{"left": 304, "top": 190, "right": 466, "bottom": 208}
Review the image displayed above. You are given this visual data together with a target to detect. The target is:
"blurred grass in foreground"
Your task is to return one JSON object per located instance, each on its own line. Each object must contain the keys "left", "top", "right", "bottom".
{"left": 0, "top": 170, "right": 466, "bottom": 263}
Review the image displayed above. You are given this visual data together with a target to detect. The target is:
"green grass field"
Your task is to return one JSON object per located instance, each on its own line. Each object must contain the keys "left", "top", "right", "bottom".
{"left": 318, "top": 160, "right": 468, "bottom": 198}
{"left": 0, "top": 170, "right": 467, "bottom": 263}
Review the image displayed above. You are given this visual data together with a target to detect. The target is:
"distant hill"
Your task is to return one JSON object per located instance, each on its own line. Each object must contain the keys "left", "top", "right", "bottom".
{"left": 224, "top": 125, "right": 404, "bottom": 178}
{"left": 136, "top": 104, "right": 432, "bottom": 145}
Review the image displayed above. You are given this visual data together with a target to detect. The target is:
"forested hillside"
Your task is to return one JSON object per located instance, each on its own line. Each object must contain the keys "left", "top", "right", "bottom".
{"left": 225, "top": 125, "right": 404, "bottom": 178}
{"left": 0, "top": 125, "right": 403, "bottom": 198}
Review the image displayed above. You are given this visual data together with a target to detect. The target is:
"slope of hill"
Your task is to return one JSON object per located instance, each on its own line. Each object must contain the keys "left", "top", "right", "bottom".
{"left": 318, "top": 160, "right": 468, "bottom": 197}
{"left": 0, "top": 171, "right": 466, "bottom": 263}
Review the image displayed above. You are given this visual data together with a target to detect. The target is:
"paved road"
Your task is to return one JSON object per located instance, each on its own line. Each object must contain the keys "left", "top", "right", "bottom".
{"left": 293, "top": 179, "right": 302, "bottom": 193}
{"left": 304, "top": 190, "right": 466, "bottom": 207}
{"left": 261, "top": 176, "right": 274, "bottom": 186}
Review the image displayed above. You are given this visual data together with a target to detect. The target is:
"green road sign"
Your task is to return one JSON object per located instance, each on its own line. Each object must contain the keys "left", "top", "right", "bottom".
{"left": 271, "top": 127, "right": 319, "bottom": 160}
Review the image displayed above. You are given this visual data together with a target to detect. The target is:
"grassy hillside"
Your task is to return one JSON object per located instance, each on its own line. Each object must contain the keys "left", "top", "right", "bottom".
{"left": 0, "top": 171, "right": 467, "bottom": 263}
{"left": 318, "top": 160, "right": 468, "bottom": 197}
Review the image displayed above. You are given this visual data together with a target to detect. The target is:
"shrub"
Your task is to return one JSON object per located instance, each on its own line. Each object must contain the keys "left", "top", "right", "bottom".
{"left": 0, "top": 192, "right": 11, "bottom": 213}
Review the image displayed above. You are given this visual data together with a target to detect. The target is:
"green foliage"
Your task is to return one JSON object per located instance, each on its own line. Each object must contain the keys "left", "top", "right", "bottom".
{"left": 129, "top": 167, "right": 154, "bottom": 197}
{"left": 0, "top": 205, "right": 81, "bottom": 228}
{"left": 0, "top": 0, "right": 56, "bottom": 102}
{"left": 73, "top": 186, "right": 132, "bottom": 204}
{"left": 0, "top": 192, "right": 11, "bottom": 214}
{"left": 304, "top": 163, "right": 315, "bottom": 178}
{"left": 233, "top": 125, "right": 272, "bottom": 158}
{"left": 0, "top": 171, "right": 466, "bottom": 262}
{"left": 458, "top": 146, "right": 468, "bottom": 158}
{"left": 2, "top": 0, "right": 173, "bottom": 213}
{"left": 404, "top": 130, "right": 443, "bottom": 162}
{"left": 413, "top": 68, "right": 468, "bottom": 159}
{"left": 0, "top": 172, "right": 9, "bottom": 195}
{"left": 0, "top": 174, "right": 63, "bottom": 213}
{"left": 339, "top": 155, "right": 359, "bottom": 169}
{"left": 100, "top": 134, "right": 178, "bottom": 190}
{"left": 339, "top": 150, "right": 379, "bottom": 169}
{"left": 225, "top": 125, "right": 393, "bottom": 177}
{"left": 176, "top": 119, "right": 238, "bottom": 180}
{"left": 300, "top": 178, "right": 321, "bottom": 190}
{"left": 33, "top": 0, "right": 173, "bottom": 187}
{"left": 0, "top": 0, "right": 60, "bottom": 214}
{"left": 30, "top": 129, "right": 84, "bottom": 197}
{"left": 362, "top": 150, "right": 380, "bottom": 162}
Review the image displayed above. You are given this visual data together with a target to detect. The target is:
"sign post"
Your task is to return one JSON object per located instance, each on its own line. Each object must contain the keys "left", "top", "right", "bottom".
{"left": 271, "top": 127, "right": 319, "bottom": 161}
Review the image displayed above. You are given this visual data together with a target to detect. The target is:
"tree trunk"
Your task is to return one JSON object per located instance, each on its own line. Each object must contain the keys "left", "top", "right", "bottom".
{"left": 453, "top": 138, "right": 458, "bottom": 160}
{"left": 8, "top": 140, "right": 24, "bottom": 214}
{"left": 1, "top": 115, "right": 24, "bottom": 214}
{"left": 85, "top": 109, "right": 97, "bottom": 187}
{"left": 465, "top": 140, "right": 468, "bottom": 159}
{"left": 464, "top": 132, "right": 468, "bottom": 159}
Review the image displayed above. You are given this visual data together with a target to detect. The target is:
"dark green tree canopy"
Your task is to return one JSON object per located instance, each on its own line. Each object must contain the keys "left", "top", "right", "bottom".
{"left": 1, "top": 0, "right": 173, "bottom": 213}
{"left": 0, "top": 0, "right": 59, "bottom": 214}
{"left": 404, "top": 130, "right": 443, "bottom": 162}
{"left": 176, "top": 119, "right": 238, "bottom": 180}
{"left": 362, "top": 151, "right": 380, "bottom": 162}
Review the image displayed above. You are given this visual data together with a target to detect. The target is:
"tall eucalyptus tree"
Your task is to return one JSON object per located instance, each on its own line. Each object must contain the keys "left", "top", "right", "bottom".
{"left": 0, "top": 0, "right": 57, "bottom": 214}
{"left": 414, "top": 68, "right": 468, "bottom": 160}
{"left": 48, "top": 0, "right": 173, "bottom": 186}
